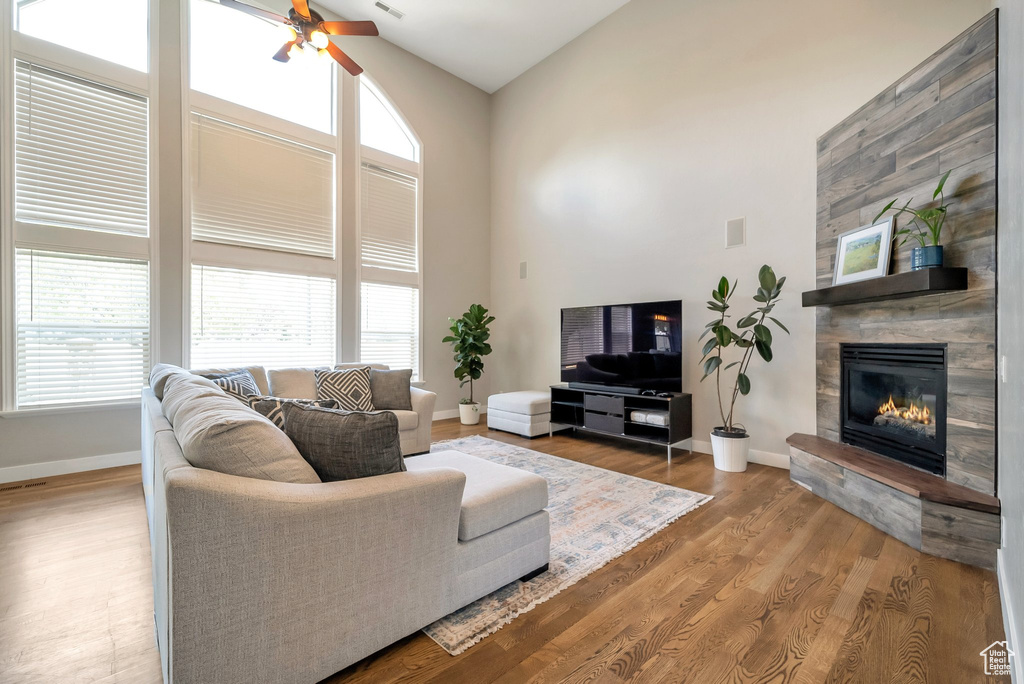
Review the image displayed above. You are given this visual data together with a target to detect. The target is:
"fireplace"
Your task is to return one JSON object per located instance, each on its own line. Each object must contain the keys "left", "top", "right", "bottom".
{"left": 840, "top": 344, "right": 947, "bottom": 475}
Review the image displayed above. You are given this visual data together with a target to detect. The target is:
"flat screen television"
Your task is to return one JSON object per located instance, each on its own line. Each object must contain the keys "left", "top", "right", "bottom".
{"left": 560, "top": 300, "right": 682, "bottom": 392}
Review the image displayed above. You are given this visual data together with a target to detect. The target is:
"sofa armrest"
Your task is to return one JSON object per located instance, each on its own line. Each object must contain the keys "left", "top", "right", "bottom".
{"left": 408, "top": 386, "right": 437, "bottom": 454}
{"left": 164, "top": 466, "right": 465, "bottom": 684}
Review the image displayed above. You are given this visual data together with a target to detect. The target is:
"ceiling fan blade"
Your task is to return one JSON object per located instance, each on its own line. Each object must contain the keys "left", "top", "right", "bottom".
{"left": 219, "top": 0, "right": 289, "bottom": 24}
{"left": 292, "top": 0, "right": 311, "bottom": 20}
{"left": 272, "top": 40, "right": 295, "bottom": 62}
{"left": 326, "top": 42, "right": 363, "bottom": 76}
{"left": 320, "top": 21, "right": 379, "bottom": 36}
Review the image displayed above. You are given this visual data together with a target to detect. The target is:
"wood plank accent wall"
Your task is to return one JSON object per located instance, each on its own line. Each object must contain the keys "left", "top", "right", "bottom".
{"left": 814, "top": 11, "right": 997, "bottom": 495}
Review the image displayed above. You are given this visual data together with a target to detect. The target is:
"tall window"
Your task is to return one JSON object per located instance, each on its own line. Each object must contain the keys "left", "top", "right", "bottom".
{"left": 6, "top": 1, "right": 151, "bottom": 409}
{"left": 188, "top": 0, "right": 338, "bottom": 369}
{"left": 358, "top": 78, "right": 422, "bottom": 379}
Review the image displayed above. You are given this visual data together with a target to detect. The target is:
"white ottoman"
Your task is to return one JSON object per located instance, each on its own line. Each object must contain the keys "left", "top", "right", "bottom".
{"left": 487, "top": 391, "right": 551, "bottom": 438}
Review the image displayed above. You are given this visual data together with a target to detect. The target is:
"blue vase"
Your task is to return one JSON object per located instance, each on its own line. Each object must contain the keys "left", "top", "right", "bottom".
{"left": 911, "top": 245, "right": 943, "bottom": 270}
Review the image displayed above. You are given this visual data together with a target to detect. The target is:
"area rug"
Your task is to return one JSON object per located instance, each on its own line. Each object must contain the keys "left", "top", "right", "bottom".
{"left": 422, "top": 435, "right": 713, "bottom": 655}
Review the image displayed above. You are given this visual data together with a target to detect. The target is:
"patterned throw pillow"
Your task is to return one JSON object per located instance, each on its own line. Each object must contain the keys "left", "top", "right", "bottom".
{"left": 209, "top": 369, "right": 261, "bottom": 402}
{"left": 315, "top": 367, "right": 375, "bottom": 411}
{"left": 246, "top": 396, "right": 339, "bottom": 429}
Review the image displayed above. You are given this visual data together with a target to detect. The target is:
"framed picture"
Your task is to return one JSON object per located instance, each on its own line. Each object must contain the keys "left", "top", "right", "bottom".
{"left": 832, "top": 217, "right": 895, "bottom": 286}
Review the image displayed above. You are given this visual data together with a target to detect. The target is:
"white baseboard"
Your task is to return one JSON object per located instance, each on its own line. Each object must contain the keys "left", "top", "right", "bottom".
{"left": 0, "top": 450, "right": 142, "bottom": 485}
{"left": 433, "top": 407, "right": 488, "bottom": 421}
{"left": 692, "top": 440, "right": 789, "bottom": 470}
{"left": 998, "top": 549, "right": 1022, "bottom": 683}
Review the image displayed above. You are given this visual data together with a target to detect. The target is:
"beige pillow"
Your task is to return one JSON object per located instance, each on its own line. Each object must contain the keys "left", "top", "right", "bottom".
{"left": 162, "top": 373, "right": 321, "bottom": 484}
{"left": 267, "top": 367, "right": 324, "bottom": 400}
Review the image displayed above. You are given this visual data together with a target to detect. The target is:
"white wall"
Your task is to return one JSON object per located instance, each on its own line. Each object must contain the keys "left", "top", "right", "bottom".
{"left": 0, "top": 0, "right": 491, "bottom": 479}
{"left": 489, "top": 0, "right": 992, "bottom": 459}
{"left": 994, "top": 0, "right": 1024, "bottom": 678}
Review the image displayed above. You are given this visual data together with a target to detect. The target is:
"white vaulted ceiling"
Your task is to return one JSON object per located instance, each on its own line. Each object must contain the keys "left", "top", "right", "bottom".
{"left": 316, "top": 0, "right": 632, "bottom": 92}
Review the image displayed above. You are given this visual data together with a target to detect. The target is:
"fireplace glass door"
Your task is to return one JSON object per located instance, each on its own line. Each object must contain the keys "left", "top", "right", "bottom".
{"left": 841, "top": 344, "right": 946, "bottom": 475}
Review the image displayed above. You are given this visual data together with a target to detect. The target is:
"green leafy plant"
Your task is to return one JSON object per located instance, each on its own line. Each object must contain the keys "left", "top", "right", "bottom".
{"left": 442, "top": 304, "right": 495, "bottom": 405}
{"left": 873, "top": 170, "right": 952, "bottom": 247}
{"left": 699, "top": 265, "right": 789, "bottom": 434}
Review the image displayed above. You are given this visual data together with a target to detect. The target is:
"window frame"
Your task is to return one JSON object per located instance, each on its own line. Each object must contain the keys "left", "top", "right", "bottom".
{"left": 355, "top": 76, "right": 424, "bottom": 381}
{"left": 182, "top": 5, "right": 344, "bottom": 370}
{"left": 0, "top": 0, "right": 158, "bottom": 413}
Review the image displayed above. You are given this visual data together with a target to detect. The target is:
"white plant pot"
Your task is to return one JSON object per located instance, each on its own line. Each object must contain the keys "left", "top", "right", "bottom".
{"left": 710, "top": 429, "right": 750, "bottom": 472}
{"left": 459, "top": 402, "right": 481, "bottom": 425}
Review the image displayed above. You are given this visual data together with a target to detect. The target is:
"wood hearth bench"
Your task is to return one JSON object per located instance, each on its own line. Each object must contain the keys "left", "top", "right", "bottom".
{"left": 787, "top": 433, "right": 999, "bottom": 569}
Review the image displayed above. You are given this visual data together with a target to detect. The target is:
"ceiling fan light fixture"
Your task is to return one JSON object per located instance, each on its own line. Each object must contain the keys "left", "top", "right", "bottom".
{"left": 277, "top": 23, "right": 298, "bottom": 43}
{"left": 287, "top": 42, "right": 304, "bottom": 60}
{"left": 309, "top": 29, "right": 329, "bottom": 49}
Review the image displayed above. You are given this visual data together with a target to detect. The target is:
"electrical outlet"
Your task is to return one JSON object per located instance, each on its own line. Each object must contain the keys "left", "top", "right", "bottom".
{"left": 519, "top": 261, "right": 528, "bottom": 279}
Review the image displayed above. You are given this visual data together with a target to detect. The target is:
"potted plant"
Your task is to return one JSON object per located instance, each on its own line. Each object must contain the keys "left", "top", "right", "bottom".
{"left": 873, "top": 170, "right": 953, "bottom": 270}
{"left": 699, "top": 265, "right": 789, "bottom": 472}
{"left": 442, "top": 304, "right": 495, "bottom": 425}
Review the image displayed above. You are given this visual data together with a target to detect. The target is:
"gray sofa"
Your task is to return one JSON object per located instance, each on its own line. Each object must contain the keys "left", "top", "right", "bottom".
{"left": 189, "top": 362, "right": 436, "bottom": 455}
{"left": 141, "top": 366, "right": 550, "bottom": 684}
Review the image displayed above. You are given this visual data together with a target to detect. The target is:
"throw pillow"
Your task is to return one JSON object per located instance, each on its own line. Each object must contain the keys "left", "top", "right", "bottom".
{"left": 205, "top": 369, "right": 261, "bottom": 403}
{"left": 246, "top": 396, "right": 339, "bottom": 429}
{"left": 314, "top": 367, "right": 375, "bottom": 411}
{"left": 283, "top": 403, "right": 404, "bottom": 481}
{"left": 366, "top": 368, "right": 413, "bottom": 411}
{"left": 162, "top": 373, "right": 321, "bottom": 484}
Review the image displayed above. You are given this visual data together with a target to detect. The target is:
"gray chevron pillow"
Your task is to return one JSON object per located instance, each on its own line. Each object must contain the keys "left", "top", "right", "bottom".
{"left": 315, "top": 367, "right": 375, "bottom": 411}
{"left": 207, "top": 369, "right": 261, "bottom": 403}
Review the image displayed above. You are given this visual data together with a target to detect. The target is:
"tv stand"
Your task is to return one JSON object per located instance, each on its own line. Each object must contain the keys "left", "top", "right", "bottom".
{"left": 550, "top": 384, "right": 693, "bottom": 462}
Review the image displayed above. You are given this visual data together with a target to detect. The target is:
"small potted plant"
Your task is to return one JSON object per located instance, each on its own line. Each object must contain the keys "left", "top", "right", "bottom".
{"left": 873, "top": 170, "right": 953, "bottom": 270}
{"left": 442, "top": 304, "right": 495, "bottom": 425}
{"left": 699, "top": 266, "right": 789, "bottom": 472}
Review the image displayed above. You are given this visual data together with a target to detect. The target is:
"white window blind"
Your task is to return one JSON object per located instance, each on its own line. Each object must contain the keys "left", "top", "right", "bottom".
{"left": 191, "top": 265, "right": 336, "bottom": 369}
{"left": 561, "top": 307, "right": 604, "bottom": 366}
{"left": 15, "top": 61, "right": 149, "bottom": 236}
{"left": 191, "top": 114, "right": 335, "bottom": 257}
{"left": 360, "top": 163, "right": 417, "bottom": 272}
{"left": 360, "top": 282, "right": 419, "bottom": 379}
{"left": 16, "top": 249, "right": 150, "bottom": 408}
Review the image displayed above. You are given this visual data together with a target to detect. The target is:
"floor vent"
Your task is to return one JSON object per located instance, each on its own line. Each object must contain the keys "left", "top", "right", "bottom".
{"left": 0, "top": 481, "right": 47, "bottom": 493}
{"left": 374, "top": 1, "right": 405, "bottom": 19}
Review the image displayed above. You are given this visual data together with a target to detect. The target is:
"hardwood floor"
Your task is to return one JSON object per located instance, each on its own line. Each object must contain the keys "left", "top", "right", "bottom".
{"left": 0, "top": 420, "right": 1008, "bottom": 683}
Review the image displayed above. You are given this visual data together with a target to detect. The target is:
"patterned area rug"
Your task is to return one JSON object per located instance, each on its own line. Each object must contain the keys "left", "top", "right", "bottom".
{"left": 423, "top": 435, "right": 713, "bottom": 655}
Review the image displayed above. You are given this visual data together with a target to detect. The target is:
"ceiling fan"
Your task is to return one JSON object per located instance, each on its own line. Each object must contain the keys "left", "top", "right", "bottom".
{"left": 219, "top": 0, "right": 379, "bottom": 76}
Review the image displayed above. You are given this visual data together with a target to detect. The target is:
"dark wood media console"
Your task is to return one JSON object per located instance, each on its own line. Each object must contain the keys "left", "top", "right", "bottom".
{"left": 550, "top": 385, "right": 693, "bottom": 462}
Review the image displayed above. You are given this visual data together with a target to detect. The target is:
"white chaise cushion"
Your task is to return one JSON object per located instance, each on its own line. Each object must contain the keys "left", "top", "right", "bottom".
{"left": 407, "top": 451, "right": 548, "bottom": 541}
{"left": 487, "top": 391, "right": 551, "bottom": 416}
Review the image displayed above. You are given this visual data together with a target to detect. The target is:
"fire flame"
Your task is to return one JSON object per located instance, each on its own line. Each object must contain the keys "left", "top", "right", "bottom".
{"left": 878, "top": 395, "right": 931, "bottom": 425}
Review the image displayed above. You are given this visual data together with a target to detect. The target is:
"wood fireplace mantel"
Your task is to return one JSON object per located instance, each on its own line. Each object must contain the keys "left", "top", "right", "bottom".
{"left": 787, "top": 433, "right": 1000, "bottom": 569}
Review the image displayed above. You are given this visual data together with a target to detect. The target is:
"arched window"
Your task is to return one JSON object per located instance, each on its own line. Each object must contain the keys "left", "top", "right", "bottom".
{"left": 358, "top": 77, "right": 422, "bottom": 379}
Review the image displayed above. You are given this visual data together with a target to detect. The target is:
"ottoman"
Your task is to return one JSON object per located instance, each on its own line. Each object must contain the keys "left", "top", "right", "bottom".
{"left": 487, "top": 391, "right": 551, "bottom": 438}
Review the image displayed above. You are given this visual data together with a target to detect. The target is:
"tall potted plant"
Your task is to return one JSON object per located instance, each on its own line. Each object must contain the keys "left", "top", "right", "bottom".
{"left": 699, "top": 265, "right": 789, "bottom": 472}
{"left": 442, "top": 304, "right": 495, "bottom": 425}
{"left": 873, "top": 170, "right": 953, "bottom": 270}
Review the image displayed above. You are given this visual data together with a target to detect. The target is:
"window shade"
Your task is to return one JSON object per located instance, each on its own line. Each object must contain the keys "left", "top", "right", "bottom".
{"left": 360, "top": 164, "right": 417, "bottom": 272}
{"left": 191, "top": 265, "right": 336, "bottom": 369}
{"left": 561, "top": 307, "right": 604, "bottom": 366}
{"left": 15, "top": 61, "right": 149, "bottom": 236}
{"left": 360, "top": 282, "right": 419, "bottom": 379}
{"left": 191, "top": 114, "right": 335, "bottom": 257}
{"left": 16, "top": 249, "right": 150, "bottom": 408}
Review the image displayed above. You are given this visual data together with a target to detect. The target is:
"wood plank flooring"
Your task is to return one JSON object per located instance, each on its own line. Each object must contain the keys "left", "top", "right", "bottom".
{"left": 0, "top": 420, "right": 1008, "bottom": 683}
